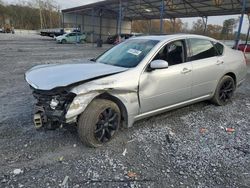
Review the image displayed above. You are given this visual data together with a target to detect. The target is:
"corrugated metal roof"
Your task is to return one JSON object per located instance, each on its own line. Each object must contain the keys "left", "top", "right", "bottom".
{"left": 62, "top": 0, "right": 250, "bottom": 19}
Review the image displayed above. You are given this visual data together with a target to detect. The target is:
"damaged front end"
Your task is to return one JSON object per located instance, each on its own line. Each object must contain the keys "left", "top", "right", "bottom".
{"left": 32, "top": 87, "right": 76, "bottom": 129}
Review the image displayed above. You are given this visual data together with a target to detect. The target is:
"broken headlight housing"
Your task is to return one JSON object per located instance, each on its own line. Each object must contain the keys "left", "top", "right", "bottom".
{"left": 50, "top": 98, "right": 60, "bottom": 110}
{"left": 32, "top": 87, "right": 76, "bottom": 113}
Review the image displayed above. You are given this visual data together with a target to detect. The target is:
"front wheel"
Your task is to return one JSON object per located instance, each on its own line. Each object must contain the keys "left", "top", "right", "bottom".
{"left": 211, "top": 75, "right": 236, "bottom": 106}
{"left": 61, "top": 39, "right": 66, "bottom": 44}
{"left": 77, "top": 99, "right": 121, "bottom": 147}
{"left": 80, "top": 39, "right": 85, "bottom": 43}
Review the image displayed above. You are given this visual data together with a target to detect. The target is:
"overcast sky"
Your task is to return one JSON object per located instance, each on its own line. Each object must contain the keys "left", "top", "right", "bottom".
{"left": 3, "top": 0, "right": 249, "bottom": 33}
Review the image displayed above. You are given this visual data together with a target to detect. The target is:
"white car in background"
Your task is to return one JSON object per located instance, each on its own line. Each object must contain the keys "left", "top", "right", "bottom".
{"left": 56, "top": 32, "right": 86, "bottom": 44}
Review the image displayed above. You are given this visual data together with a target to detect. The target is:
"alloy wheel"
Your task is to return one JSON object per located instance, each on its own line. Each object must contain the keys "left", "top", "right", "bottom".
{"left": 94, "top": 107, "right": 119, "bottom": 143}
{"left": 219, "top": 79, "right": 234, "bottom": 102}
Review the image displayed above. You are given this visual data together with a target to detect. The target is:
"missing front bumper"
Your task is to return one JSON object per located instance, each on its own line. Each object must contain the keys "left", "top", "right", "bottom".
{"left": 33, "top": 105, "right": 64, "bottom": 130}
{"left": 31, "top": 88, "right": 76, "bottom": 129}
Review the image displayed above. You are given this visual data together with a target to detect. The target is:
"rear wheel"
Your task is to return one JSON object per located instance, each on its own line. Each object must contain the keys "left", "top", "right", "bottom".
{"left": 77, "top": 99, "right": 121, "bottom": 147}
{"left": 211, "top": 75, "right": 235, "bottom": 106}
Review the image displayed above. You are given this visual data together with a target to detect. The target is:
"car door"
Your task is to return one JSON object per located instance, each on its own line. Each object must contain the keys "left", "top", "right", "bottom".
{"left": 188, "top": 38, "right": 225, "bottom": 98}
{"left": 139, "top": 39, "right": 192, "bottom": 113}
{"left": 67, "top": 33, "right": 76, "bottom": 42}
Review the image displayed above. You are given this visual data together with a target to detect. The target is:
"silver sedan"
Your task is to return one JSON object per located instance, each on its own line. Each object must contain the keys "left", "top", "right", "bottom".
{"left": 25, "top": 34, "right": 247, "bottom": 147}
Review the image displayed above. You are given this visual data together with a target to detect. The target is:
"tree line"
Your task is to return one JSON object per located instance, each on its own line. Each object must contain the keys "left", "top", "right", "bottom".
{"left": 132, "top": 18, "right": 248, "bottom": 40}
{"left": 0, "top": 0, "right": 60, "bottom": 29}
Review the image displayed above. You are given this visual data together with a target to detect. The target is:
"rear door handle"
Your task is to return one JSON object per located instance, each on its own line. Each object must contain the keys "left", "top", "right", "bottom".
{"left": 181, "top": 68, "right": 192, "bottom": 74}
{"left": 216, "top": 60, "right": 224, "bottom": 65}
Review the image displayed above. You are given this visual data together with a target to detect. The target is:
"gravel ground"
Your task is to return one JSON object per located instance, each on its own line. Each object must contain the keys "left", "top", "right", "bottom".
{"left": 0, "top": 34, "right": 249, "bottom": 188}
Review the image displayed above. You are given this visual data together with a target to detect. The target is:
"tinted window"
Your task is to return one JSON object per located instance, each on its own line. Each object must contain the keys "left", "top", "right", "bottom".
{"left": 189, "top": 39, "right": 217, "bottom": 61}
{"left": 153, "top": 40, "right": 186, "bottom": 66}
{"left": 68, "top": 33, "right": 76, "bottom": 37}
{"left": 214, "top": 42, "right": 224, "bottom": 55}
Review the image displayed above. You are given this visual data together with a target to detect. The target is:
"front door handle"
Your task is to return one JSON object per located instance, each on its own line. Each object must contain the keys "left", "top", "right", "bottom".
{"left": 181, "top": 68, "right": 192, "bottom": 74}
{"left": 216, "top": 60, "right": 224, "bottom": 65}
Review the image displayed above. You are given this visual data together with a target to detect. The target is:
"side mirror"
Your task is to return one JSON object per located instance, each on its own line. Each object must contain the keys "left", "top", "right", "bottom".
{"left": 150, "top": 60, "right": 169, "bottom": 70}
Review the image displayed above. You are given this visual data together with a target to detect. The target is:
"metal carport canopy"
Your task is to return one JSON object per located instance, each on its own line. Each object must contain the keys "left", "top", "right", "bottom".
{"left": 62, "top": 0, "right": 250, "bottom": 20}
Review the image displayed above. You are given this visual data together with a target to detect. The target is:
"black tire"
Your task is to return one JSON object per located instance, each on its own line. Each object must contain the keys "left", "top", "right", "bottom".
{"left": 61, "top": 39, "right": 66, "bottom": 44}
{"left": 77, "top": 99, "right": 121, "bottom": 148}
{"left": 211, "top": 75, "right": 236, "bottom": 106}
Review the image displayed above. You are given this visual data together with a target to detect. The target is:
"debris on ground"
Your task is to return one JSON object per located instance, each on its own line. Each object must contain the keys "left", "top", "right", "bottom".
{"left": 122, "top": 148, "right": 127, "bottom": 156}
{"left": 58, "top": 156, "right": 64, "bottom": 163}
{"left": 127, "top": 138, "right": 136, "bottom": 143}
{"left": 219, "top": 125, "right": 225, "bottom": 130}
{"left": 127, "top": 171, "right": 138, "bottom": 179}
{"left": 226, "top": 128, "right": 235, "bottom": 133}
{"left": 200, "top": 128, "right": 208, "bottom": 134}
{"left": 13, "top": 169, "right": 23, "bottom": 175}
{"left": 61, "top": 176, "right": 69, "bottom": 188}
{"left": 165, "top": 129, "right": 175, "bottom": 143}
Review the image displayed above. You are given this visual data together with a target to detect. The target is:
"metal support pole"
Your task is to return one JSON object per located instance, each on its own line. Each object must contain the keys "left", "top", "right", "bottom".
{"left": 58, "top": 9, "right": 61, "bottom": 28}
{"left": 160, "top": 0, "right": 164, "bottom": 34}
{"left": 97, "top": 9, "right": 103, "bottom": 47}
{"left": 91, "top": 8, "right": 95, "bottom": 44}
{"left": 118, "top": 0, "right": 122, "bottom": 40}
{"left": 234, "top": 0, "right": 246, "bottom": 49}
{"left": 245, "top": 15, "right": 250, "bottom": 45}
{"left": 130, "top": 20, "right": 132, "bottom": 34}
{"left": 62, "top": 13, "right": 64, "bottom": 30}
{"left": 99, "top": 9, "right": 102, "bottom": 40}
{"left": 245, "top": 26, "right": 250, "bottom": 53}
{"left": 148, "top": 19, "right": 152, "bottom": 34}
{"left": 75, "top": 12, "right": 78, "bottom": 43}
{"left": 116, "top": 18, "right": 119, "bottom": 34}
{"left": 203, "top": 16, "right": 208, "bottom": 35}
{"left": 82, "top": 14, "right": 84, "bottom": 33}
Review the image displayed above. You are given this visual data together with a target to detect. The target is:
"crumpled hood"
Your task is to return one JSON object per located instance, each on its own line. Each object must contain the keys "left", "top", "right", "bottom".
{"left": 25, "top": 61, "right": 128, "bottom": 90}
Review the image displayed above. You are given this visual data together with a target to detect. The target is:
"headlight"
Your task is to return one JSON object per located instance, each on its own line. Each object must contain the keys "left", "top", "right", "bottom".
{"left": 50, "top": 98, "right": 59, "bottom": 109}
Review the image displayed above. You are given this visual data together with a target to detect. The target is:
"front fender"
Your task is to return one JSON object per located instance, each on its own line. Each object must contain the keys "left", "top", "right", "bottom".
{"left": 65, "top": 91, "right": 101, "bottom": 123}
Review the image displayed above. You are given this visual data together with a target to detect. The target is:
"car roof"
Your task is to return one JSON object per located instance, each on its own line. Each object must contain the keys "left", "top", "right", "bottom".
{"left": 132, "top": 34, "right": 217, "bottom": 42}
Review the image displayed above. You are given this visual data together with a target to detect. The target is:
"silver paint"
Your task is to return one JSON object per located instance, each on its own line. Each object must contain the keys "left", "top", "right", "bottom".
{"left": 25, "top": 34, "right": 247, "bottom": 128}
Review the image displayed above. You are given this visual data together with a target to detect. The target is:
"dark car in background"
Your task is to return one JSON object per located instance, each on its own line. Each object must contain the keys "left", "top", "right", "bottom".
{"left": 106, "top": 33, "right": 133, "bottom": 44}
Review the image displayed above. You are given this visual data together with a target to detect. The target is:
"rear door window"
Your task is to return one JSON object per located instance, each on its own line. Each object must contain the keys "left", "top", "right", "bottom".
{"left": 68, "top": 33, "right": 76, "bottom": 37}
{"left": 188, "top": 38, "right": 217, "bottom": 61}
{"left": 213, "top": 42, "right": 224, "bottom": 56}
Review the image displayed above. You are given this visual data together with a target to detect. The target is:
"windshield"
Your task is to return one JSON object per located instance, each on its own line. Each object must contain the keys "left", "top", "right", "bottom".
{"left": 96, "top": 39, "right": 159, "bottom": 68}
